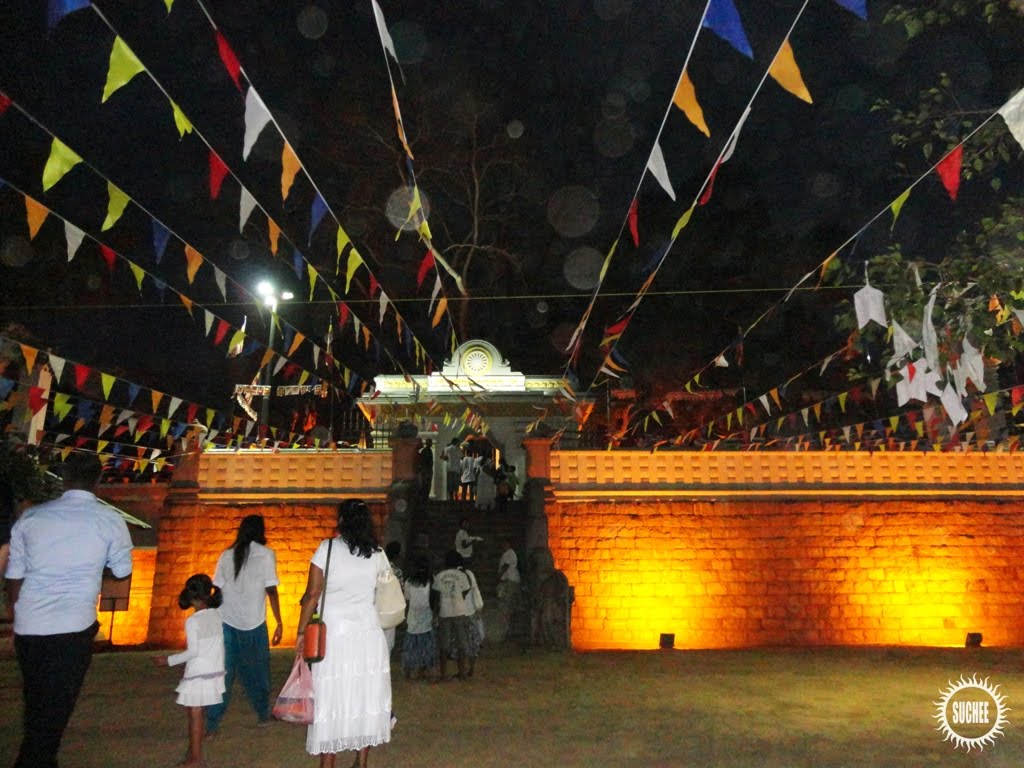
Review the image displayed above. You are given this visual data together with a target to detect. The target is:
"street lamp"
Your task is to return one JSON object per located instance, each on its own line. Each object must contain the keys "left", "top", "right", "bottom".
{"left": 256, "top": 281, "right": 293, "bottom": 426}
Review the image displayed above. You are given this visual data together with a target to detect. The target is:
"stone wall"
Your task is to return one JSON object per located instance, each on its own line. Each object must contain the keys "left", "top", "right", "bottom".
{"left": 550, "top": 498, "right": 1024, "bottom": 650}
{"left": 99, "top": 547, "right": 156, "bottom": 646}
{"left": 147, "top": 500, "right": 388, "bottom": 647}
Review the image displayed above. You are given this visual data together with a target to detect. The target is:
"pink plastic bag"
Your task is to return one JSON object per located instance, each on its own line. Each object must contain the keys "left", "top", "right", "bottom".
{"left": 272, "top": 657, "right": 315, "bottom": 724}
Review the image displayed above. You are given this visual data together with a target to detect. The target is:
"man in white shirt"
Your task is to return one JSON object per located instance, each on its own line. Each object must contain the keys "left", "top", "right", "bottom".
{"left": 5, "top": 453, "right": 133, "bottom": 768}
{"left": 206, "top": 515, "right": 282, "bottom": 733}
{"left": 432, "top": 551, "right": 473, "bottom": 679}
{"left": 497, "top": 539, "right": 521, "bottom": 640}
{"left": 454, "top": 518, "right": 483, "bottom": 565}
{"left": 441, "top": 439, "right": 462, "bottom": 500}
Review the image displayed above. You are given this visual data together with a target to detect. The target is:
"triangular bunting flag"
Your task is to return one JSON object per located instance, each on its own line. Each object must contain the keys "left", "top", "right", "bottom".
{"left": 215, "top": 31, "right": 243, "bottom": 91}
{"left": 42, "top": 137, "right": 83, "bottom": 192}
{"left": 281, "top": 143, "right": 300, "bottom": 200}
{"left": 25, "top": 197, "right": 49, "bottom": 239}
{"left": 239, "top": 188, "right": 256, "bottom": 233}
{"left": 432, "top": 297, "right": 448, "bottom": 328}
{"left": 647, "top": 141, "right": 676, "bottom": 201}
{"left": 309, "top": 194, "right": 328, "bottom": 243}
{"left": 998, "top": 87, "right": 1024, "bottom": 150}
{"left": 345, "top": 248, "right": 363, "bottom": 293}
{"left": 935, "top": 145, "right": 963, "bottom": 201}
{"left": 703, "top": 0, "right": 753, "bottom": 58}
{"left": 209, "top": 151, "right": 229, "bottom": 199}
{"left": 102, "top": 183, "right": 130, "bottom": 231}
{"left": 129, "top": 262, "right": 145, "bottom": 292}
{"left": 268, "top": 219, "right": 281, "bottom": 255}
{"left": 833, "top": 0, "right": 867, "bottom": 19}
{"left": 768, "top": 39, "right": 812, "bottom": 104}
{"left": 416, "top": 251, "right": 435, "bottom": 289}
{"left": 890, "top": 188, "right": 911, "bottom": 230}
{"left": 627, "top": 199, "right": 639, "bottom": 246}
{"left": 243, "top": 87, "right": 272, "bottom": 159}
{"left": 152, "top": 219, "right": 170, "bottom": 263}
{"left": 184, "top": 245, "right": 203, "bottom": 283}
{"left": 48, "top": 0, "right": 90, "bottom": 28}
{"left": 672, "top": 70, "right": 710, "bottom": 137}
{"left": 102, "top": 37, "right": 146, "bottom": 104}
{"left": 62, "top": 220, "right": 85, "bottom": 262}
{"left": 170, "top": 100, "right": 192, "bottom": 138}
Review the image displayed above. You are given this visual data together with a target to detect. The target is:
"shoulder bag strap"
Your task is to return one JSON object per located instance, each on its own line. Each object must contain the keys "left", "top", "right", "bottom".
{"left": 318, "top": 538, "right": 333, "bottom": 618}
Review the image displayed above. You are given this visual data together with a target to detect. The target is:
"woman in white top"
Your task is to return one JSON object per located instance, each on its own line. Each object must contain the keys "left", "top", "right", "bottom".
{"left": 154, "top": 573, "right": 225, "bottom": 768}
{"left": 206, "top": 515, "right": 282, "bottom": 733}
{"left": 296, "top": 499, "right": 393, "bottom": 768}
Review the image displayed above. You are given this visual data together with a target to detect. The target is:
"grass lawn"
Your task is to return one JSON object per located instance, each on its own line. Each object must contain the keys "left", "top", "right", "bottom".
{"left": 1, "top": 642, "right": 1022, "bottom": 767}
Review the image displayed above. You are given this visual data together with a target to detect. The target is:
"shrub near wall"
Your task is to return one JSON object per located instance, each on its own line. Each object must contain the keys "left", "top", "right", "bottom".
{"left": 550, "top": 499, "right": 1024, "bottom": 651}
{"left": 147, "top": 501, "right": 387, "bottom": 647}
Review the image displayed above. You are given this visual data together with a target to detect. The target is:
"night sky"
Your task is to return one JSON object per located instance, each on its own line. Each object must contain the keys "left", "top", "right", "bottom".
{"left": 1, "top": 0, "right": 1023, "bottom": 447}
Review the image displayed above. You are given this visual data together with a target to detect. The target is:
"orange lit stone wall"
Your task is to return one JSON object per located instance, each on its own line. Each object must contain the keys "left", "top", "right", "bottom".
{"left": 146, "top": 450, "right": 394, "bottom": 647}
{"left": 98, "top": 547, "right": 156, "bottom": 646}
{"left": 547, "top": 451, "right": 1024, "bottom": 651}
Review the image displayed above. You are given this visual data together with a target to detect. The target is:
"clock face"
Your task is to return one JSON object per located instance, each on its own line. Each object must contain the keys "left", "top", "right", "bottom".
{"left": 462, "top": 346, "right": 492, "bottom": 375}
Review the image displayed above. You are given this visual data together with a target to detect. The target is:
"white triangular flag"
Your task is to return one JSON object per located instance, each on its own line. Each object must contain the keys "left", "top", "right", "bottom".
{"left": 960, "top": 338, "right": 986, "bottom": 392}
{"left": 65, "top": 221, "right": 85, "bottom": 262}
{"left": 889, "top": 319, "right": 918, "bottom": 363}
{"left": 371, "top": 0, "right": 401, "bottom": 67}
{"left": 379, "top": 291, "right": 389, "bottom": 324}
{"left": 647, "top": 141, "right": 676, "bottom": 201}
{"left": 239, "top": 188, "right": 257, "bottom": 232}
{"left": 758, "top": 393, "right": 770, "bottom": 414}
{"left": 312, "top": 345, "right": 320, "bottom": 368}
{"left": 714, "top": 354, "right": 729, "bottom": 368}
{"left": 204, "top": 309, "right": 214, "bottom": 336}
{"left": 722, "top": 106, "right": 752, "bottom": 163}
{"left": 48, "top": 354, "right": 65, "bottom": 382}
{"left": 853, "top": 281, "right": 886, "bottom": 329}
{"left": 243, "top": 88, "right": 273, "bottom": 160}
{"left": 429, "top": 275, "right": 442, "bottom": 314}
{"left": 214, "top": 267, "right": 227, "bottom": 300}
{"left": 921, "top": 286, "right": 940, "bottom": 371}
{"left": 273, "top": 355, "right": 287, "bottom": 375}
{"left": 167, "top": 396, "right": 182, "bottom": 418}
{"left": 998, "top": 87, "right": 1024, "bottom": 150}
{"left": 940, "top": 383, "right": 968, "bottom": 427}
{"left": 352, "top": 314, "right": 362, "bottom": 342}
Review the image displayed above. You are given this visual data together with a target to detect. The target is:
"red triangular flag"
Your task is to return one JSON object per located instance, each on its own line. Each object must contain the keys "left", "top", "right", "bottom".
{"left": 0, "top": 92, "right": 11, "bottom": 116}
{"left": 74, "top": 364, "right": 90, "bottom": 389}
{"left": 935, "top": 145, "right": 963, "bottom": 201}
{"left": 338, "top": 301, "right": 350, "bottom": 328}
{"left": 368, "top": 274, "right": 379, "bottom": 297}
{"left": 416, "top": 251, "right": 435, "bottom": 289}
{"left": 700, "top": 160, "right": 722, "bottom": 206}
{"left": 136, "top": 414, "right": 154, "bottom": 434}
{"left": 1012, "top": 385, "right": 1024, "bottom": 407}
{"left": 627, "top": 199, "right": 639, "bottom": 246}
{"left": 907, "top": 361, "right": 917, "bottom": 382}
{"left": 100, "top": 245, "right": 117, "bottom": 273}
{"left": 209, "top": 151, "right": 229, "bottom": 199}
{"left": 213, "top": 320, "right": 230, "bottom": 345}
{"left": 28, "top": 386, "right": 46, "bottom": 414}
{"left": 215, "top": 31, "right": 242, "bottom": 91}
{"left": 186, "top": 403, "right": 199, "bottom": 424}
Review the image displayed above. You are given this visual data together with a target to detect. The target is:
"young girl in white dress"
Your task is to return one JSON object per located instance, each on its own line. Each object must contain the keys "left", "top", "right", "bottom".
{"left": 154, "top": 573, "right": 226, "bottom": 767}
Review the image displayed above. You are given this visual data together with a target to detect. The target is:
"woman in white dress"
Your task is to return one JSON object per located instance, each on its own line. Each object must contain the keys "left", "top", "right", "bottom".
{"left": 296, "top": 499, "right": 393, "bottom": 768}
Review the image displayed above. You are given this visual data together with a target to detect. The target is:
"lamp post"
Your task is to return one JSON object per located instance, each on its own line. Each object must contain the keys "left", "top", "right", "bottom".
{"left": 256, "top": 281, "right": 293, "bottom": 427}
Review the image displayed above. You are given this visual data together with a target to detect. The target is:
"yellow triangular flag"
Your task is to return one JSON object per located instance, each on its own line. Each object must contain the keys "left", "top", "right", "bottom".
{"left": 102, "top": 183, "right": 130, "bottom": 231}
{"left": 983, "top": 392, "right": 999, "bottom": 415}
{"left": 97, "top": 440, "right": 109, "bottom": 454}
{"left": 432, "top": 296, "right": 448, "bottom": 328}
{"left": 889, "top": 415, "right": 900, "bottom": 431}
{"left": 164, "top": 0, "right": 175, "bottom": 12}
{"left": 768, "top": 39, "right": 812, "bottom": 104}
{"left": 227, "top": 329, "right": 245, "bottom": 355}
{"left": 160, "top": 419, "right": 170, "bottom": 439}
{"left": 890, "top": 188, "right": 911, "bottom": 229}
{"left": 170, "top": 100, "right": 193, "bottom": 138}
{"left": 42, "top": 138, "right": 83, "bottom": 192}
{"left": 336, "top": 227, "right": 350, "bottom": 271}
{"left": 397, "top": 186, "right": 423, "bottom": 240}
{"left": 288, "top": 332, "right": 305, "bottom": 357}
{"left": 101, "top": 373, "right": 115, "bottom": 399}
{"left": 268, "top": 219, "right": 281, "bottom": 255}
{"left": 307, "top": 263, "right": 316, "bottom": 301}
{"left": 672, "top": 71, "right": 710, "bottom": 136}
{"left": 672, "top": 206, "right": 695, "bottom": 239}
{"left": 838, "top": 392, "right": 848, "bottom": 413}
{"left": 129, "top": 262, "right": 145, "bottom": 292}
{"left": 25, "top": 197, "right": 49, "bottom": 239}
{"left": 102, "top": 37, "right": 146, "bottom": 104}
{"left": 184, "top": 245, "right": 203, "bottom": 283}
{"left": 281, "top": 143, "right": 300, "bottom": 200}
{"left": 345, "top": 248, "right": 364, "bottom": 293}
{"left": 298, "top": 370, "right": 310, "bottom": 386}
{"left": 19, "top": 344, "right": 37, "bottom": 374}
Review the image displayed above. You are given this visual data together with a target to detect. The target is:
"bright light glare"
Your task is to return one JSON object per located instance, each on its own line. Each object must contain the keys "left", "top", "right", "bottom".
{"left": 256, "top": 280, "right": 273, "bottom": 297}
{"left": 281, "top": 291, "right": 294, "bottom": 300}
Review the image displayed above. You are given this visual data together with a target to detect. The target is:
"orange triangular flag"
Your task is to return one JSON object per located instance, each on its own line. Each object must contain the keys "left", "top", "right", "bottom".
{"left": 432, "top": 297, "right": 448, "bottom": 328}
{"left": 672, "top": 71, "right": 710, "bottom": 137}
{"left": 25, "top": 196, "right": 49, "bottom": 239}
{"left": 768, "top": 39, "right": 812, "bottom": 104}
{"left": 184, "top": 245, "right": 203, "bottom": 283}
{"left": 20, "top": 344, "right": 37, "bottom": 374}
{"left": 281, "top": 143, "right": 300, "bottom": 200}
{"left": 288, "top": 332, "right": 305, "bottom": 357}
{"left": 268, "top": 219, "right": 281, "bottom": 255}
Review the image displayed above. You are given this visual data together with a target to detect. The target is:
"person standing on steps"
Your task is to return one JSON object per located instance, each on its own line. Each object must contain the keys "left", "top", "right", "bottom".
{"left": 206, "top": 514, "right": 282, "bottom": 734}
{"left": 416, "top": 438, "right": 434, "bottom": 502}
{"left": 455, "top": 517, "right": 483, "bottom": 568}
{"left": 441, "top": 439, "right": 462, "bottom": 501}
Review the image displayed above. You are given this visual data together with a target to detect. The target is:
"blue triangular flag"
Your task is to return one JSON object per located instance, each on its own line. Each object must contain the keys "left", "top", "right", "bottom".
{"left": 152, "top": 219, "right": 171, "bottom": 264}
{"left": 77, "top": 400, "right": 97, "bottom": 421}
{"left": 171, "top": 421, "right": 188, "bottom": 439}
{"left": 242, "top": 337, "right": 260, "bottom": 356}
{"left": 153, "top": 278, "right": 167, "bottom": 303}
{"left": 292, "top": 248, "right": 304, "bottom": 280}
{"left": 127, "top": 383, "right": 141, "bottom": 406}
{"left": 0, "top": 378, "right": 15, "bottom": 400}
{"left": 213, "top": 413, "right": 226, "bottom": 431}
{"left": 282, "top": 325, "right": 295, "bottom": 356}
{"left": 48, "top": 0, "right": 90, "bottom": 29}
{"left": 703, "top": 0, "right": 753, "bottom": 58}
{"left": 309, "top": 194, "right": 328, "bottom": 244}
{"left": 348, "top": 373, "right": 361, "bottom": 394}
{"left": 833, "top": 0, "right": 867, "bottom": 19}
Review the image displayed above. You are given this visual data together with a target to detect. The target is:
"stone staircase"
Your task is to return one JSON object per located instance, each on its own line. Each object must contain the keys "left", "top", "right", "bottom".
{"left": 406, "top": 498, "right": 528, "bottom": 598}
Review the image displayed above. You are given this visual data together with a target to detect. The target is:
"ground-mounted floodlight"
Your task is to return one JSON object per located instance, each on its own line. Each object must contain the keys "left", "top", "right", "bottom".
{"left": 965, "top": 632, "right": 983, "bottom": 648}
